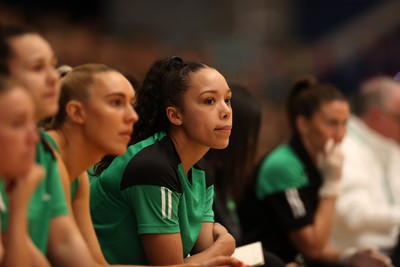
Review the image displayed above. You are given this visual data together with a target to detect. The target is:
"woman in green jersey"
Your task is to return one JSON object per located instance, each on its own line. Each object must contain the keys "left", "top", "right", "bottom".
{"left": 44, "top": 63, "right": 245, "bottom": 267}
{"left": 90, "top": 56, "right": 236, "bottom": 265}
{"left": 0, "top": 24, "right": 120, "bottom": 267}
{"left": 238, "top": 77, "right": 393, "bottom": 267}
{"left": 0, "top": 76, "right": 46, "bottom": 267}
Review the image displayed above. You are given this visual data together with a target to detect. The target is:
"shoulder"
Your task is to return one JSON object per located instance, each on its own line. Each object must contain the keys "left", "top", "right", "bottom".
{"left": 194, "top": 158, "right": 214, "bottom": 187}
{"left": 37, "top": 131, "right": 56, "bottom": 161}
{"left": 257, "top": 144, "right": 307, "bottom": 195}
{"left": 120, "top": 134, "right": 182, "bottom": 192}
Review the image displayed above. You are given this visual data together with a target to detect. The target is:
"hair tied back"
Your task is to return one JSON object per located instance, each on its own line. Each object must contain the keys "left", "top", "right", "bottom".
{"left": 170, "top": 56, "right": 183, "bottom": 62}
{"left": 57, "top": 65, "right": 73, "bottom": 78}
{"left": 292, "top": 76, "right": 318, "bottom": 94}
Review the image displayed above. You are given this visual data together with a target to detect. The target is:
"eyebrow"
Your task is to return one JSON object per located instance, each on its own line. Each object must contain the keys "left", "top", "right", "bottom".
{"left": 105, "top": 92, "right": 133, "bottom": 99}
{"left": 199, "top": 88, "right": 231, "bottom": 96}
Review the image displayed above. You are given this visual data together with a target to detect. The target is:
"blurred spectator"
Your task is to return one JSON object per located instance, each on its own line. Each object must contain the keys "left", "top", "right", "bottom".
{"left": 332, "top": 76, "right": 400, "bottom": 266}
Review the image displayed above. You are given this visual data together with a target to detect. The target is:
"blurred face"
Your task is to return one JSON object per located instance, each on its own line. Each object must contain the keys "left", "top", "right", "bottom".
{"left": 375, "top": 91, "right": 400, "bottom": 143}
{"left": 0, "top": 88, "right": 38, "bottom": 179}
{"left": 7, "top": 33, "right": 60, "bottom": 121}
{"left": 82, "top": 71, "right": 139, "bottom": 155}
{"left": 300, "top": 100, "right": 349, "bottom": 153}
{"left": 178, "top": 67, "right": 232, "bottom": 149}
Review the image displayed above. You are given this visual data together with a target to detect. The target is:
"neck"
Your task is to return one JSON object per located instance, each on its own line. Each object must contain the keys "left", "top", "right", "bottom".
{"left": 169, "top": 129, "right": 209, "bottom": 175}
{"left": 48, "top": 125, "right": 104, "bottom": 180}
{"left": 297, "top": 135, "right": 318, "bottom": 165}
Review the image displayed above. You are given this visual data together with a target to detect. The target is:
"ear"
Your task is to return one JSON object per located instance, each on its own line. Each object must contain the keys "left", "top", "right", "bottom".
{"left": 65, "top": 100, "right": 85, "bottom": 124}
{"left": 166, "top": 106, "right": 183, "bottom": 126}
{"left": 296, "top": 116, "right": 309, "bottom": 136}
{"left": 370, "top": 105, "right": 383, "bottom": 119}
{"left": 362, "top": 105, "right": 383, "bottom": 127}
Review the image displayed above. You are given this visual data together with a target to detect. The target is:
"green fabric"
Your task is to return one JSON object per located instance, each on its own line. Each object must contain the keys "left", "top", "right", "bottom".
{"left": 70, "top": 178, "right": 80, "bottom": 200}
{"left": 41, "top": 131, "right": 80, "bottom": 200}
{"left": 256, "top": 144, "right": 309, "bottom": 199}
{"left": 0, "top": 131, "right": 69, "bottom": 253}
{"left": 90, "top": 132, "right": 214, "bottom": 264}
{"left": 41, "top": 131, "right": 60, "bottom": 152}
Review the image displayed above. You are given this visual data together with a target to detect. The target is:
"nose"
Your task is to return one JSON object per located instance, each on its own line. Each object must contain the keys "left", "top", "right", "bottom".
{"left": 126, "top": 105, "right": 139, "bottom": 125}
{"left": 220, "top": 101, "right": 232, "bottom": 120}
{"left": 333, "top": 125, "right": 346, "bottom": 143}
{"left": 47, "top": 66, "right": 60, "bottom": 84}
{"left": 27, "top": 123, "right": 39, "bottom": 145}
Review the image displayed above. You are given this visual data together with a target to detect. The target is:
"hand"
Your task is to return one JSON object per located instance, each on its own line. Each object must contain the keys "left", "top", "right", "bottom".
{"left": 343, "top": 247, "right": 393, "bottom": 267}
{"left": 199, "top": 256, "right": 248, "bottom": 267}
{"left": 317, "top": 138, "right": 344, "bottom": 197}
{"left": 7, "top": 163, "right": 45, "bottom": 208}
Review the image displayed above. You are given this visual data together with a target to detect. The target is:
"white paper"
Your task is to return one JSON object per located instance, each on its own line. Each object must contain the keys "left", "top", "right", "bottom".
{"left": 232, "top": 241, "right": 265, "bottom": 267}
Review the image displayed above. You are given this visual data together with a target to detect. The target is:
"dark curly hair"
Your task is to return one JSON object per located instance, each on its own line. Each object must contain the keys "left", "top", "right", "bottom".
{"left": 132, "top": 56, "right": 209, "bottom": 143}
{"left": 92, "top": 56, "right": 210, "bottom": 176}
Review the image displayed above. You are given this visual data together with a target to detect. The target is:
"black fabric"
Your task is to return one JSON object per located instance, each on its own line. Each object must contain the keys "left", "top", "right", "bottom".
{"left": 213, "top": 189, "right": 242, "bottom": 243}
{"left": 39, "top": 132, "right": 56, "bottom": 160}
{"left": 120, "top": 136, "right": 183, "bottom": 192}
{"left": 120, "top": 136, "right": 213, "bottom": 193}
{"left": 238, "top": 136, "right": 324, "bottom": 263}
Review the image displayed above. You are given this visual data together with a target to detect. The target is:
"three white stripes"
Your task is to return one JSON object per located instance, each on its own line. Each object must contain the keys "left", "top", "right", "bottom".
{"left": 161, "top": 186, "right": 172, "bottom": 219}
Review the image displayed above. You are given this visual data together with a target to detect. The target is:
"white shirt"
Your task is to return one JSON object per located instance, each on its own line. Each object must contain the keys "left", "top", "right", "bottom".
{"left": 332, "top": 116, "right": 400, "bottom": 251}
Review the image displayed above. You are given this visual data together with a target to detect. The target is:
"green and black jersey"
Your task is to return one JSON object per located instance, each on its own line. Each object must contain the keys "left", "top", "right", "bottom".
{"left": 90, "top": 131, "right": 215, "bottom": 265}
{"left": 0, "top": 130, "right": 69, "bottom": 253}
{"left": 238, "top": 136, "right": 322, "bottom": 263}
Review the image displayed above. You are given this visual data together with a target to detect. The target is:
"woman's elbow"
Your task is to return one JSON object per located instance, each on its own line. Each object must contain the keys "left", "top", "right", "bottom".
{"left": 299, "top": 244, "right": 324, "bottom": 262}
{"left": 219, "top": 233, "right": 236, "bottom": 256}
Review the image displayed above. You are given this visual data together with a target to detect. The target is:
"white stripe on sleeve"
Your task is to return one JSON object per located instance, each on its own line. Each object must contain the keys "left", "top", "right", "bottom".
{"left": 285, "top": 188, "right": 306, "bottom": 218}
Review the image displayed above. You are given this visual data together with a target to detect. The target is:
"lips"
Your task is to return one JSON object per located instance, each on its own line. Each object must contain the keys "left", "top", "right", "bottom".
{"left": 120, "top": 130, "right": 133, "bottom": 139}
{"left": 215, "top": 125, "right": 232, "bottom": 131}
{"left": 43, "top": 89, "right": 57, "bottom": 98}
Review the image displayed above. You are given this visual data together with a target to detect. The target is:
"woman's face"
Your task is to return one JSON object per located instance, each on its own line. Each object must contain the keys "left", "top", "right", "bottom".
{"left": 0, "top": 88, "right": 38, "bottom": 179}
{"left": 300, "top": 100, "right": 349, "bottom": 152}
{"left": 82, "top": 71, "right": 139, "bottom": 155}
{"left": 177, "top": 67, "right": 232, "bottom": 149}
{"left": 7, "top": 34, "right": 60, "bottom": 122}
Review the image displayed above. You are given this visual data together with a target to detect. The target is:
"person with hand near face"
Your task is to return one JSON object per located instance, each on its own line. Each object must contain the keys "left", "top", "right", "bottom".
{"left": 0, "top": 25, "right": 246, "bottom": 267}
{"left": 0, "top": 76, "right": 48, "bottom": 267}
{"left": 0, "top": 24, "right": 124, "bottom": 267}
{"left": 0, "top": 24, "right": 75, "bottom": 264}
{"left": 90, "top": 56, "right": 236, "bottom": 265}
{"left": 238, "top": 77, "right": 393, "bottom": 267}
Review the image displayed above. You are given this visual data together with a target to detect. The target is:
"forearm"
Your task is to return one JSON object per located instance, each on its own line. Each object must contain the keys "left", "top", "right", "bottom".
{"left": 186, "top": 232, "right": 236, "bottom": 263}
{"left": 29, "top": 239, "right": 51, "bottom": 267}
{"left": 47, "top": 216, "right": 101, "bottom": 267}
{"left": 48, "top": 233, "right": 97, "bottom": 267}
{"left": 314, "top": 196, "right": 337, "bottom": 249}
{"left": 2, "top": 205, "right": 29, "bottom": 267}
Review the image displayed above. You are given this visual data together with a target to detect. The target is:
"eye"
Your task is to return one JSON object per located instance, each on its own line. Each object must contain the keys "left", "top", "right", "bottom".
{"left": 11, "top": 117, "right": 29, "bottom": 129}
{"left": 204, "top": 98, "right": 215, "bottom": 105}
{"left": 110, "top": 98, "right": 123, "bottom": 106}
{"left": 326, "top": 120, "right": 338, "bottom": 127}
{"left": 31, "top": 64, "right": 45, "bottom": 72}
{"left": 225, "top": 97, "right": 231, "bottom": 105}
